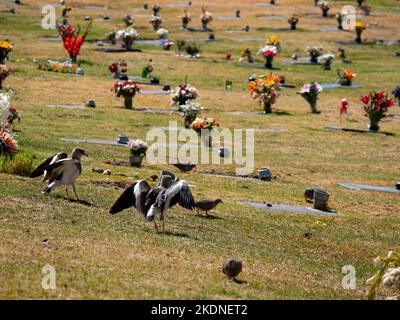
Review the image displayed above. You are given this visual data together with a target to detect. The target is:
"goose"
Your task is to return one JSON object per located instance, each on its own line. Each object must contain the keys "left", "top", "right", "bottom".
{"left": 31, "top": 148, "right": 88, "bottom": 200}
{"left": 109, "top": 171, "right": 195, "bottom": 232}
{"left": 146, "top": 171, "right": 195, "bottom": 232}
{"left": 222, "top": 259, "right": 243, "bottom": 280}
{"left": 171, "top": 162, "right": 196, "bottom": 173}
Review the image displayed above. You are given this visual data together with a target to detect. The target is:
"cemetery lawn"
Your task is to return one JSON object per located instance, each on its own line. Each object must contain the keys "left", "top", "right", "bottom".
{"left": 1, "top": 0, "right": 400, "bottom": 299}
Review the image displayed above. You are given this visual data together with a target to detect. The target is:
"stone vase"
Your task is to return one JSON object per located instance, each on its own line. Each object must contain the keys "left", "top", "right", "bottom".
{"left": 265, "top": 55, "right": 274, "bottom": 69}
{"left": 258, "top": 168, "right": 272, "bottom": 181}
{"left": 339, "top": 78, "right": 352, "bottom": 86}
{"left": 124, "top": 96, "right": 133, "bottom": 109}
{"left": 368, "top": 120, "right": 380, "bottom": 132}
{"left": 184, "top": 114, "right": 196, "bottom": 129}
{"left": 129, "top": 155, "right": 144, "bottom": 167}
{"left": 262, "top": 100, "right": 272, "bottom": 114}
{"left": 313, "top": 189, "right": 330, "bottom": 211}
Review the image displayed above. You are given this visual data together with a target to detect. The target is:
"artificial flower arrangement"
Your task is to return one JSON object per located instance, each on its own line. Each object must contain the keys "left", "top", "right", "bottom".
{"left": 0, "top": 90, "right": 12, "bottom": 131}
{"left": 156, "top": 28, "right": 169, "bottom": 40}
{"left": 123, "top": 15, "right": 134, "bottom": 27}
{"left": 0, "top": 129, "right": 18, "bottom": 155}
{"left": 257, "top": 45, "right": 278, "bottom": 69}
{"left": 320, "top": 1, "right": 331, "bottom": 17}
{"left": 318, "top": 52, "right": 335, "bottom": 70}
{"left": 171, "top": 84, "right": 199, "bottom": 106}
{"left": 127, "top": 139, "right": 148, "bottom": 167}
{"left": 0, "top": 40, "right": 13, "bottom": 64}
{"left": 181, "top": 10, "right": 191, "bottom": 29}
{"left": 339, "top": 98, "right": 349, "bottom": 122}
{"left": 360, "top": 91, "right": 394, "bottom": 131}
{"left": 306, "top": 46, "right": 324, "bottom": 63}
{"left": 392, "top": 85, "right": 400, "bottom": 106}
{"left": 266, "top": 35, "right": 282, "bottom": 52}
{"left": 57, "top": 20, "right": 92, "bottom": 63}
{"left": 247, "top": 73, "right": 281, "bottom": 114}
{"left": 149, "top": 15, "right": 163, "bottom": 31}
{"left": 177, "top": 101, "right": 203, "bottom": 128}
{"left": 298, "top": 82, "right": 323, "bottom": 114}
{"left": 200, "top": 7, "right": 213, "bottom": 30}
{"left": 355, "top": 22, "right": 366, "bottom": 44}
{"left": 6, "top": 106, "right": 21, "bottom": 129}
{"left": 337, "top": 68, "right": 356, "bottom": 86}
{"left": 116, "top": 27, "right": 140, "bottom": 50}
{"left": 366, "top": 250, "right": 400, "bottom": 300}
{"left": 109, "top": 62, "right": 119, "bottom": 78}
{"left": 190, "top": 117, "right": 220, "bottom": 147}
{"left": 0, "top": 64, "right": 11, "bottom": 90}
{"left": 37, "top": 60, "right": 84, "bottom": 75}
{"left": 113, "top": 80, "right": 141, "bottom": 109}
{"left": 288, "top": 15, "right": 299, "bottom": 30}
{"left": 239, "top": 48, "right": 254, "bottom": 64}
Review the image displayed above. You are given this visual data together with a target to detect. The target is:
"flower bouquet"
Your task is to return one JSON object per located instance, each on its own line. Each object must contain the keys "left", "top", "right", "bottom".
{"left": 200, "top": 7, "right": 213, "bottom": 30}
{"left": 366, "top": 250, "right": 400, "bottom": 300}
{"left": 320, "top": 1, "right": 331, "bottom": 17}
{"left": 306, "top": 46, "right": 324, "bottom": 63}
{"left": 57, "top": 20, "right": 92, "bottom": 63}
{"left": 38, "top": 60, "right": 84, "bottom": 75}
{"left": 152, "top": 5, "right": 161, "bottom": 16}
{"left": 109, "top": 62, "right": 120, "bottom": 78}
{"left": 182, "top": 10, "right": 191, "bottom": 29}
{"left": 239, "top": 48, "right": 254, "bottom": 64}
{"left": 360, "top": 91, "right": 395, "bottom": 131}
{"left": 116, "top": 27, "right": 140, "bottom": 50}
{"left": 6, "top": 106, "right": 21, "bottom": 129}
{"left": 318, "top": 52, "right": 335, "bottom": 70}
{"left": 123, "top": 15, "right": 134, "bottom": 27}
{"left": 355, "top": 22, "right": 366, "bottom": 44}
{"left": 266, "top": 35, "right": 282, "bottom": 53}
{"left": 247, "top": 73, "right": 281, "bottom": 114}
{"left": 105, "top": 30, "right": 117, "bottom": 45}
{"left": 149, "top": 15, "right": 163, "bottom": 31}
{"left": 177, "top": 102, "right": 203, "bottom": 128}
{"left": 298, "top": 82, "right": 323, "bottom": 114}
{"left": 0, "top": 90, "right": 12, "bottom": 130}
{"left": 339, "top": 98, "right": 349, "bottom": 122}
{"left": 113, "top": 80, "right": 141, "bottom": 109}
{"left": 0, "top": 64, "right": 11, "bottom": 90}
{"left": 128, "top": 139, "right": 148, "bottom": 167}
{"left": 288, "top": 15, "right": 299, "bottom": 30}
{"left": 171, "top": 84, "right": 199, "bottom": 106}
{"left": 257, "top": 45, "right": 278, "bottom": 69}
{"left": 0, "top": 130, "right": 18, "bottom": 155}
{"left": 156, "top": 28, "right": 169, "bottom": 40}
{"left": 0, "top": 40, "right": 13, "bottom": 64}
{"left": 337, "top": 69, "right": 356, "bottom": 86}
{"left": 392, "top": 85, "right": 400, "bottom": 106}
{"left": 190, "top": 117, "right": 220, "bottom": 147}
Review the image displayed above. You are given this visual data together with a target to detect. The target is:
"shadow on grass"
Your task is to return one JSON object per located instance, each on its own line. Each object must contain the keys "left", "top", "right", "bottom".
{"left": 160, "top": 230, "right": 191, "bottom": 238}
{"left": 62, "top": 197, "right": 96, "bottom": 207}
{"left": 232, "top": 278, "right": 248, "bottom": 285}
{"left": 195, "top": 213, "right": 224, "bottom": 220}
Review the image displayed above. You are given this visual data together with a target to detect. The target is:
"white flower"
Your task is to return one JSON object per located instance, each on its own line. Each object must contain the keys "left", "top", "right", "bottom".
{"left": 382, "top": 268, "right": 400, "bottom": 289}
{"left": 128, "top": 139, "right": 148, "bottom": 152}
{"left": 318, "top": 52, "right": 335, "bottom": 63}
{"left": 156, "top": 28, "right": 169, "bottom": 38}
{"left": 116, "top": 27, "right": 140, "bottom": 40}
{"left": 178, "top": 102, "right": 202, "bottom": 115}
{"left": 257, "top": 45, "right": 278, "bottom": 56}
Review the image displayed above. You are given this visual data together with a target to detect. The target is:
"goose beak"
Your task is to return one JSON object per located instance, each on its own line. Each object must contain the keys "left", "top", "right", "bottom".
{"left": 84, "top": 152, "right": 89, "bottom": 157}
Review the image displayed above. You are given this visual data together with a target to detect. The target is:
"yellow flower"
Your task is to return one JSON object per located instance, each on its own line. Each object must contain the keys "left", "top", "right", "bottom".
{"left": 267, "top": 35, "right": 281, "bottom": 46}
{"left": 355, "top": 22, "right": 366, "bottom": 30}
{"left": 0, "top": 40, "right": 13, "bottom": 51}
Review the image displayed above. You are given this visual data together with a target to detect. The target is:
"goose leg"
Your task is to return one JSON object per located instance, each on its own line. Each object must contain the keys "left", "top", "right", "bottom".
{"left": 65, "top": 186, "right": 71, "bottom": 200}
{"left": 72, "top": 184, "right": 80, "bottom": 201}
{"left": 161, "top": 215, "right": 165, "bottom": 232}
{"left": 153, "top": 220, "right": 159, "bottom": 232}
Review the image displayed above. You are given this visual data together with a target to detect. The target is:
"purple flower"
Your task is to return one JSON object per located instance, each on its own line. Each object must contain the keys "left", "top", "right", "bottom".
{"left": 392, "top": 85, "right": 400, "bottom": 99}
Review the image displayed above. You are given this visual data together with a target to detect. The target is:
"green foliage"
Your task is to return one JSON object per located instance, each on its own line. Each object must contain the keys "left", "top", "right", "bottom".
{"left": 0, "top": 151, "right": 35, "bottom": 177}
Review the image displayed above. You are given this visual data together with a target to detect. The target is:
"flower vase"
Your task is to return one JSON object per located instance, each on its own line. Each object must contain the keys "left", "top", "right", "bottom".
{"left": 262, "top": 100, "right": 272, "bottom": 114}
{"left": 290, "top": 22, "right": 297, "bottom": 30}
{"left": 355, "top": 30, "right": 362, "bottom": 44}
{"left": 310, "top": 102, "right": 319, "bottom": 114}
{"left": 368, "top": 120, "right": 380, "bottom": 132}
{"left": 182, "top": 19, "right": 189, "bottom": 29}
{"left": 124, "top": 96, "right": 133, "bottom": 109}
{"left": 322, "top": 8, "right": 329, "bottom": 17}
{"left": 310, "top": 54, "right": 319, "bottom": 64}
{"left": 111, "top": 38, "right": 116, "bottom": 45}
{"left": 265, "top": 55, "right": 273, "bottom": 69}
{"left": 129, "top": 155, "right": 144, "bottom": 167}
{"left": 184, "top": 115, "right": 196, "bottom": 129}
{"left": 339, "top": 78, "right": 352, "bottom": 86}
{"left": 202, "top": 21, "right": 208, "bottom": 30}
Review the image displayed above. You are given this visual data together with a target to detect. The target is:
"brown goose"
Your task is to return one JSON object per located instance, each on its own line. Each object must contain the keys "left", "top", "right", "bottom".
{"left": 194, "top": 199, "right": 223, "bottom": 216}
{"left": 171, "top": 162, "right": 196, "bottom": 173}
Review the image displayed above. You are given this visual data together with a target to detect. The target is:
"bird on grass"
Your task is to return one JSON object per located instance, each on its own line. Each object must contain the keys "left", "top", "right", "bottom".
{"left": 109, "top": 171, "right": 196, "bottom": 232}
{"left": 222, "top": 259, "right": 243, "bottom": 280}
{"left": 30, "top": 148, "right": 88, "bottom": 200}
{"left": 171, "top": 162, "right": 196, "bottom": 173}
{"left": 194, "top": 199, "right": 223, "bottom": 216}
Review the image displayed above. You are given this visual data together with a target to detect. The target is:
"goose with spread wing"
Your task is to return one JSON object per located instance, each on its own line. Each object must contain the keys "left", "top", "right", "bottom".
{"left": 109, "top": 171, "right": 195, "bottom": 232}
{"left": 31, "top": 148, "right": 88, "bottom": 200}
{"left": 146, "top": 171, "right": 196, "bottom": 232}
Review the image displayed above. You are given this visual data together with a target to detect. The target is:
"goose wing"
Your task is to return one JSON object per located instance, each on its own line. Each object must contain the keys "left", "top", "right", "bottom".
{"left": 109, "top": 180, "right": 152, "bottom": 214}
{"left": 30, "top": 152, "right": 68, "bottom": 178}
{"left": 167, "top": 180, "right": 196, "bottom": 211}
{"left": 43, "top": 158, "right": 78, "bottom": 183}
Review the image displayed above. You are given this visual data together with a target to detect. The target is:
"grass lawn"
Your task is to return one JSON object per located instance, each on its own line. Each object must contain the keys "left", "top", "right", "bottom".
{"left": 0, "top": 0, "right": 399, "bottom": 299}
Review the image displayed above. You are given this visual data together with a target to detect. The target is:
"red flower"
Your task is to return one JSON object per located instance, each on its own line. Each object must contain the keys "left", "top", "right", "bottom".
{"left": 9, "top": 107, "right": 16, "bottom": 113}
{"left": 374, "top": 92, "right": 386, "bottom": 101}
{"left": 382, "top": 99, "right": 395, "bottom": 109}
{"left": 360, "top": 96, "right": 370, "bottom": 104}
